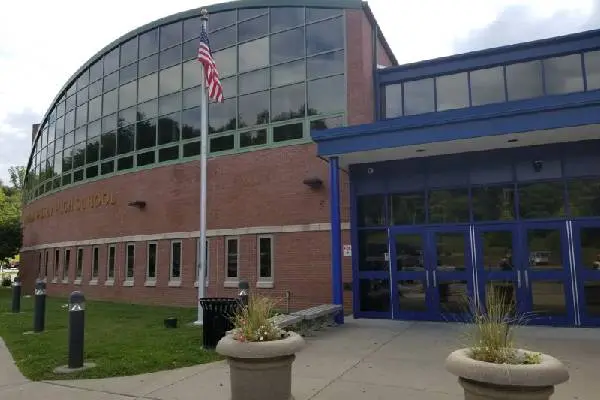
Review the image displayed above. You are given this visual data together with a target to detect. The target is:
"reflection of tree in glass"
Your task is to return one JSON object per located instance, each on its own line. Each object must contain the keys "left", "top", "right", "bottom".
{"left": 567, "top": 180, "right": 600, "bottom": 217}
{"left": 429, "top": 189, "right": 469, "bottom": 223}
{"left": 519, "top": 182, "right": 564, "bottom": 219}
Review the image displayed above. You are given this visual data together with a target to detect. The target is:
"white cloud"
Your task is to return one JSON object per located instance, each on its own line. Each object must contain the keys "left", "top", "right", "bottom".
{"left": 0, "top": 0, "right": 597, "bottom": 183}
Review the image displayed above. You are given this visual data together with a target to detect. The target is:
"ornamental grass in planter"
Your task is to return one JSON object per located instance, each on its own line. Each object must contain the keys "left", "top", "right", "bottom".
{"left": 216, "top": 295, "right": 305, "bottom": 400}
{"left": 445, "top": 288, "right": 569, "bottom": 400}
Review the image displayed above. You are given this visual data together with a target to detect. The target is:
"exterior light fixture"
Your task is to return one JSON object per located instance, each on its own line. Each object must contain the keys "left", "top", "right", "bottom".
{"left": 508, "top": 139, "right": 518, "bottom": 143}
{"left": 416, "top": 149, "right": 426, "bottom": 153}
{"left": 303, "top": 177, "right": 323, "bottom": 189}
{"left": 127, "top": 200, "right": 147, "bottom": 209}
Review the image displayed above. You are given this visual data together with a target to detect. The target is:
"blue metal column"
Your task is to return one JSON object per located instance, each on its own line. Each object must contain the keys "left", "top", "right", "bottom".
{"left": 329, "top": 156, "right": 344, "bottom": 324}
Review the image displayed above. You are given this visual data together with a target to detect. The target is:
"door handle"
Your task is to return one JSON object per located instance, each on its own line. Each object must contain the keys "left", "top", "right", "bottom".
{"left": 517, "top": 271, "right": 521, "bottom": 288}
{"left": 432, "top": 270, "right": 437, "bottom": 288}
{"left": 524, "top": 270, "right": 529, "bottom": 288}
{"left": 425, "top": 270, "right": 430, "bottom": 288}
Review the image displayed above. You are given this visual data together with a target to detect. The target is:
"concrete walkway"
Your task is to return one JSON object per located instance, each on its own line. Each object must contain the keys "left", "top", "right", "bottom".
{"left": 1, "top": 318, "right": 598, "bottom": 399}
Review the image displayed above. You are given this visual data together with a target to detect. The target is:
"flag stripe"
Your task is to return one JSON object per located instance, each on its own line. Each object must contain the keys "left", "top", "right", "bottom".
{"left": 197, "top": 25, "right": 224, "bottom": 103}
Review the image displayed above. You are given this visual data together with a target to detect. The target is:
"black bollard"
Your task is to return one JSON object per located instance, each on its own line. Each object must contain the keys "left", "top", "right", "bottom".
{"left": 238, "top": 280, "right": 249, "bottom": 308}
{"left": 33, "top": 279, "right": 47, "bottom": 332}
{"left": 68, "top": 291, "right": 86, "bottom": 369}
{"left": 11, "top": 277, "right": 21, "bottom": 313}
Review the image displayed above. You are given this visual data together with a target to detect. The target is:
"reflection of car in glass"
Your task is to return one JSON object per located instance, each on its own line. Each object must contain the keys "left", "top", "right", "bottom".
{"left": 529, "top": 251, "right": 551, "bottom": 266}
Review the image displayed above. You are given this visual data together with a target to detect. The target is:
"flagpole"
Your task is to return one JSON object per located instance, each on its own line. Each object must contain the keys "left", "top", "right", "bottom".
{"left": 195, "top": 8, "right": 209, "bottom": 326}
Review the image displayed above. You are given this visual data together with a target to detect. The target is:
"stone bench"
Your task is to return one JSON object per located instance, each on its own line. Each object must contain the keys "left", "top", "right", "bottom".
{"left": 291, "top": 304, "right": 343, "bottom": 335}
{"left": 269, "top": 313, "right": 302, "bottom": 329}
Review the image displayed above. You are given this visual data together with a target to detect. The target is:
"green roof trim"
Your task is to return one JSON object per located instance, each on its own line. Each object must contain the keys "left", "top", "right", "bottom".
{"left": 25, "top": 0, "right": 365, "bottom": 180}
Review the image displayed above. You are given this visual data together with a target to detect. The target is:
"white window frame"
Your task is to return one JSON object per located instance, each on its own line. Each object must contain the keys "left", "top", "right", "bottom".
{"left": 145, "top": 242, "right": 157, "bottom": 286}
{"left": 224, "top": 237, "right": 240, "bottom": 288}
{"left": 63, "top": 248, "right": 70, "bottom": 283}
{"left": 75, "top": 247, "right": 84, "bottom": 284}
{"left": 124, "top": 243, "right": 135, "bottom": 286}
{"left": 106, "top": 244, "right": 116, "bottom": 285}
{"left": 195, "top": 238, "right": 210, "bottom": 288}
{"left": 90, "top": 246, "right": 100, "bottom": 284}
{"left": 169, "top": 240, "right": 182, "bottom": 286}
{"left": 257, "top": 235, "right": 274, "bottom": 288}
{"left": 53, "top": 249, "right": 60, "bottom": 283}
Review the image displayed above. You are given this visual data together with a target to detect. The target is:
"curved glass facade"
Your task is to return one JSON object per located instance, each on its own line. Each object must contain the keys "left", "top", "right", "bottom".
{"left": 24, "top": 6, "right": 348, "bottom": 203}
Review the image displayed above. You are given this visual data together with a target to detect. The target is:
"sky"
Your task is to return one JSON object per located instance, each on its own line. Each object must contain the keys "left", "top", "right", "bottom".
{"left": 0, "top": 0, "right": 598, "bottom": 185}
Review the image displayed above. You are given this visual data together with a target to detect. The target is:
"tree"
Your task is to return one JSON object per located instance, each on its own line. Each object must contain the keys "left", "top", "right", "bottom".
{"left": 0, "top": 167, "right": 24, "bottom": 263}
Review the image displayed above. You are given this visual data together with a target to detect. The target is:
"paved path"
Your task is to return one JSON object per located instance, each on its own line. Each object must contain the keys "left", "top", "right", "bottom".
{"left": 1, "top": 318, "right": 599, "bottom": 399}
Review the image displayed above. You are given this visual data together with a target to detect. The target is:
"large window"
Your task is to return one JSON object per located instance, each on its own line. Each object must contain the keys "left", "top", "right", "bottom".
{"left": 92, "top": 246, "right": 100, "bottom": 281}
{"left": 63, "top": 249, "right": 71, "bottom": 281}
{"left": 226, "top": 238, "right": 239, "bottom": 281}
{"left": 170, "top": 241, "right": 182, "bottom": 281}
{"left": 147, "top": 242, "right": 157, "bottom": 281}
{"left": 25, "top": 6, "right": 346, "bottom": 203}
{"left": 107, "top": 244, "right": 116, "bottom": 281}
{"left": 54, "top": 249, "right": 60, "bottom": 281}
{"left": 125, "top": 243, "right": 135, "bottom": 282}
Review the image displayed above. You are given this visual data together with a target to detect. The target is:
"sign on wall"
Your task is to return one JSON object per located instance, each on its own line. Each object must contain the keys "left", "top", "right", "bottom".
{"left": 343, "top": 244, "right": 352, "bottom": 257}
{"left": 23, "top": 191, "right": 118, "bottom": 224}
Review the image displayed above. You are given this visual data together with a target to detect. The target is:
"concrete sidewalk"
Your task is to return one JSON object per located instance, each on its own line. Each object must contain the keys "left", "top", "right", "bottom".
{"left": 1, "top": 318, "right": 599, "bottom": 399}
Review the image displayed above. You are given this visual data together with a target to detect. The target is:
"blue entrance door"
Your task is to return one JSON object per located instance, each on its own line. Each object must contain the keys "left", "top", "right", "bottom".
{"left": 472, "top": 223, "right": 529, "bottom": 316}
{"left": 389, "top": 227, "right": 435, "bottom": 320}
{"left": 428, "top": 226, "right": 475, "bottom": 322}
{"left": 571, "top": 220, "right": 600, "bottom": 327}
{"left": 519, "top": 221, "right": 576, "bottom": 326}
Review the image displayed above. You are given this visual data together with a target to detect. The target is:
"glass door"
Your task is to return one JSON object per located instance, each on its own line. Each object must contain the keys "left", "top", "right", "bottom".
{"left": 571, "top": 221, "right": 600, "bottom": 327}
{"left": 428, "top": 226, "right": 475, "bottom": 322}
{"left": 356, "top": 229, "right": 393, "bottom": 318}
{"left": 473, "top": 224, "right": 527, "bottom": 317}
{"left": 520, "top": 221, "right": 576, "bottom": 326}
{"left": 389, "top": 227, "right": 435, "bottom": 320}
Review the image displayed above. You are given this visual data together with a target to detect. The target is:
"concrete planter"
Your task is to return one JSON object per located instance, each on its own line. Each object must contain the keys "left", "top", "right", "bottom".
{"left": 216, "top": 331, "right": 305, "bottom": 400}
{"left": 445, "top": 348, "right": 569, "bottom": 400}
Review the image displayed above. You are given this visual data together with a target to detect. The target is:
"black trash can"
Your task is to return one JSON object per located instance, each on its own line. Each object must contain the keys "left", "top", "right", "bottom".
{"left": 199, "top": 298, "right": 240, "bottom": 349}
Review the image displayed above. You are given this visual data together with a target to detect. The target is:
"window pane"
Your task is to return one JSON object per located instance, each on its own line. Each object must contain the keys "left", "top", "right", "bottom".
{"left": 137, "top": 150, "right": 155, "bottom": 167}
{"left": 182, "top": 107, "right": 201, "bottom": 140}
{"left": 104, "top": 71, "right": 119, "bottom": 92}
{"left": 119, "top": 81, "right": 137, "bottom": 109}
{"left": 171, "top": 242, "right": 182, "bottom": 278}
{"left": 358, "top": 196, "right": 385, "bottom": 227}
{"left": 117, "top": 125, "right": 135, "bottom": 154}
{"left": 226, "top": 239, "right": 238, "bottom": 278}
{"left": 472, "top": 185, "right": 516, "bottom": 221}
{"left": 273, "top": 122, "right": 303, "bottom": 142}
{"left": 271, "top": 7, "right": 304, "bottom": 31}
{"left": 101, "top": 131, "right": 116, "bottom": 159}
{"left": 238, "top": 15, "right": 269, "bottom": 42}
{"left": 428, "top": 188, "right": 470, "bottom": 223}
{"left": 159, "top": 92, "right": 181, "bottom": 116}
{"left": 307, "top": 51, "right": 344, "bottom": 79}
{"left": 584, "top": 51, "right": 600, "bottom": 91}
{"left": 390, "top": 192, "right": 426, "bottom": 225}
{"left": 239, "top": 7, "right": 266, "bottom": 21}
{"left": 384, "top": 84, "right": 402, "bottom": 118}
{"left": 104, "top": 48, "right": 119, "bottom": 75}
{"left": 86, "top": 164, "right": 98, "bottom": 179}
{"left": 72, "top": 142, "right": 86, "bottom": 168}
{"left": 239, "top": 37, "right": 268, "bottom": 73}
{"left": 86, "top": 135, "right": 100, "bottom": 163}
{"left": 404, "top": 78, "right": 434, "bottom": 115}
{"left": 138, "top": 54, "right": 158, "bottom": 77}
{"left": 118, "top": 156, "right": 134, "bottom": 171}
{"left": 160, "top": 22, "right": 182, "bottom": 50}
{"left": 307, "top": 8, "right": 341, "bottom": 22}
{"left": 258, "top": 237, "right": 272, "bottom": 278}
{"left": 158, "top": 113, "right": 180, "bottom": 145}
{"left": 271, "top": 83, "right": 305, "bottom": 122}
{"left": 307, "top": 17, "right": 343, "bottom": 55}
{"left": 544, "top": 54, "right": 584, "bottom": 95}
{"left": 158, "top": 145, "right": 179, "bottom": 162}
{"left": 567, "top": 178, "right": 600, "bottom": 217}
{"left": 506, "top": 61, "right": 543, "bottom": 101}
{"left": 139, "top": 29, "right": 159, "bottom": 58}
{"left": 90, "top": 61, "right": 103, "bottom": 82}
{"left": 240, "top": 129, "right": 267, "bottom": 148}
{"left": 159, "top": 64, "right": 182, "bottom": 96}
{"left": 209, "top": 10, "right": 236, "bottom": 31}
{"left": 136, "top": 118, "right": 156, "bottom": 149}
{"left": 76, "top": 104, "right": 88, "bottom": 128}
{"left": 239, "top": 69, "right": 269, "bottom": 95}
{"left": 210, "top": 134, "right": 235, "bottom": 152}
{"left": 518, "top": 181, "right": 565, "bottom": 219}
{"left": 271, "top": 27, "right": 304, "bottom": 64}
{"left": 183, "top": 17, "right": 202, "bottom": 41}
{"left": 272, "top": 60, "right": 305, "bottom": 87}
{"left": 77, "top": 87, "right": 88, "bottom": 106}
{"left": 65, "top": 109, "right": 75, "bottom": 132}
{"left": 470, "top": 66, "right": 506, "bottom": 106}
{"left": 89, "top": 80, "right": 102, "bottom": 99}
{"left": 214, "top": 47, "right": 237, "bottom": 77}
{"left": 160, "top": 45, "right": 181, "bottom": 69}
{"left": 211, "top": 25, "right": 236, "bottom": 51}
{"left": 183, "top": 59, "right": 202, "bottom": 89}
{"left": 103, "top": 89, "right": 118, "bottom": 115}
{"left": 101, "top": 160, "right": 114, "bottom": 175}
{"left": 183, "top": 39, "right": 199, "bottom": 60}
{"left": 102, "top": 113, "right": 118, "bottom": 133}
{"left": 120, "top": 64, "right": 137, "bottom": 84}
{"left": 183, "top": 141, "right": 200, "bottom": 157}
{"left": 137, "top": 99, "right": 157, "bottom": 121}
{"left": 120, "top": 37, "right": 138, "bottom": 66}
{"left": 88, "top": 120, "right": 101, "bottom": 138}
{"left": 310, "top": 116, "right": 343, "bottom": 131}
{"left": 147, "top": 243, "right": 157, "bottom": 278}
{"left": 75, "top": 126, "right": 86, "bottom": 144}
{"left": 183, "top": 86, "right": 203, "bottom": 109}
{"left": 138, "top": 73, "right": 158, "bottom": 102}
{"left": 209, "top": 98, "right": 236, "bottom": 133}
{"left": 436, "top": 72, "right": 469, "bottom": 111}
{"left": 239, "top": 91, "right": 269, "bottom": 128}
{"left": 119, "top": 106, "right": 137, "bottom": 126}
{"left": 308, "top": 75, "right": 345, "bottom": 115}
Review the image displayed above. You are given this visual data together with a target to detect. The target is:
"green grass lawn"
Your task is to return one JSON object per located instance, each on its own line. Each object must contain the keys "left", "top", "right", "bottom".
{"left": 0, "top": 288, "right": 222, "bottom": 381}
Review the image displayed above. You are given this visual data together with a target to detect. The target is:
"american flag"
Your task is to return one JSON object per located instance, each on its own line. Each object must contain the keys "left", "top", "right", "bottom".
{"left": 197, "top": 24, "right": 224, "bottom": 103}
